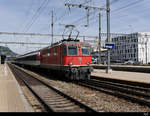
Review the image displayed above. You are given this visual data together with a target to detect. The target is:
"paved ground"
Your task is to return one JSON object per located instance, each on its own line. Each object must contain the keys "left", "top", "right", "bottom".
{"left": 91, "top": 69, "right": 150, "bottom": 84}
{"left": 92, "top": 64, "right": 150, "bottom": 68}
{"left": 0, "top": 64, "right": 33, "bottom": 112}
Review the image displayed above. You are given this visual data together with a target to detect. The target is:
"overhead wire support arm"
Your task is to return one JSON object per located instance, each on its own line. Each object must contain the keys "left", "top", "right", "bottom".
{"left": 65, "top": 3, "right": 106, "bottom": 11}
{"left": 65, "top": 3, "right": 106, "bottom": 28}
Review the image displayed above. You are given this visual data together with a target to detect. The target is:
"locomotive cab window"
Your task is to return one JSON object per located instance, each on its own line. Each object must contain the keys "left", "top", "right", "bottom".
{"left": 68, "top": 46, "right": 78, "bottom": 56}
{"left": 63, "top": 46, "right": 67, "bottom": 56}
{"left": 82, "top": 46, "right": 90, "bottom": 56}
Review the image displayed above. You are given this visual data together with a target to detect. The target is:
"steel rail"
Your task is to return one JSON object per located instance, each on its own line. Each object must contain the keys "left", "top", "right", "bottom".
{"left": 76, "top": 81, "right": 150, "bottom": 107}
{"left": 9, "top": 63, "right": 97, "bottom": 112}
{"left": 8, "top": 63, "right": 54, "bottom": 112}
{"left": 84, "top": 79, "right": 150, "bottom": 98}
{"left": 91, "top": 76, "right": 150, "bottom": 89}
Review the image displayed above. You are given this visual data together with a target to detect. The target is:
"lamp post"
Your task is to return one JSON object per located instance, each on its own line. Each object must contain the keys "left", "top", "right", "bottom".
{"left": 98, "top": 13, "right": 101, "bottom": 64}
{"left": 106, "top": 0, "right": 112, "bottom": 73}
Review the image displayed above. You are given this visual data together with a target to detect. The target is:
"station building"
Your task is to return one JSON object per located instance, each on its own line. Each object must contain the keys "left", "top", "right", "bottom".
{"left": 111, "top": 32, "right": 150, "bottom": 64}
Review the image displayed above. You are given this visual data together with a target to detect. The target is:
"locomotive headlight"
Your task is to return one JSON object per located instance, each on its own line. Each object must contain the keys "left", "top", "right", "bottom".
{"left": 69, "top": 62, "right": 73, "bottom": 66}
{"left": 87, "top": 62, "right": 90, "bottom": 65}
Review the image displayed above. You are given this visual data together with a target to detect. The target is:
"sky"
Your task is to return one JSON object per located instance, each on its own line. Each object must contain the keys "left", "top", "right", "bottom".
{"left": 0, "top": 0, "right": 150, "bottom": 54}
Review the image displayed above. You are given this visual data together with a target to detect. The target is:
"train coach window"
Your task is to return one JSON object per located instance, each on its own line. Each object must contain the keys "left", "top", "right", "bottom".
{"left": 82, "top": 46, "right": 90, "bottom": 55}
{"left": 68, "top": 46, "right": 78, "bottom": 56}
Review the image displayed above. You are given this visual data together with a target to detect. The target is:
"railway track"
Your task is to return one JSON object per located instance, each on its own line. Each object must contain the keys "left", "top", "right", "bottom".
{"left": 8, "top": 63, "right": 97, "bottom": 112}
{"left": 75, "top": 76, "right": 150, "bottom": 108}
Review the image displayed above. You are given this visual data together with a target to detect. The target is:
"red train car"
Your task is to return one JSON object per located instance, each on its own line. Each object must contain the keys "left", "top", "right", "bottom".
{"left": 39, "top": 39, "right": 93, "bottom": 80}
{"left": 13, "top": 39, "right": 93, "bottom": 80}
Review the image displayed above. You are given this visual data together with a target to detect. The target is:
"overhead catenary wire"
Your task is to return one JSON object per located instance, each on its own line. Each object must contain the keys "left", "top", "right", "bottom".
{"left": 22, "top": 0, "right": 51, "bottom": 33}
{"left": 112, "top": 0, "right": 144, "bottom": 13}
{"left": 19, "top": 0, "right": 34, "bottom": 32}
{"left": 82, "top": 0, "right": 145, "bottom": 29}
{"left": 54, "top": 0, "right": 93, "bottom": 25}
{"left": 53, "top": 0, "right": 94, "bottom": 34}
{"left": 69, "top": 0, "right": 119, "bottom": 26}
{"left": 71, "top": 0, "right": 145, "bottom": 29}
{"left": 22, "top": 0, "right": 47, "bottom": 32}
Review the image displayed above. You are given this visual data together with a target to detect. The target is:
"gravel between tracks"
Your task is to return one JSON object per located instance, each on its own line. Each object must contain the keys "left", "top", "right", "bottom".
{"left": 22, "top": 69, "right": 150, "bottom": 112}
{"left": 45, "top": 81, "right": 150, "bottom": 112}
{"left": 10, "top": 64, "right": 150, "bottom": 112}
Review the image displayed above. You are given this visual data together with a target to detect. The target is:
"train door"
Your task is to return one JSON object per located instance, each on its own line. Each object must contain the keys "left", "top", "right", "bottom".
{"left": 60, "top": 45, "right": 63, "bottom": 65}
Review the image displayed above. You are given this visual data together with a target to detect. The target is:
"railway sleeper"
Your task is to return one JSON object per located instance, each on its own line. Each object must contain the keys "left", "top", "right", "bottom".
{"left": 48, "top": 102, "right": 74, "bottom": 106}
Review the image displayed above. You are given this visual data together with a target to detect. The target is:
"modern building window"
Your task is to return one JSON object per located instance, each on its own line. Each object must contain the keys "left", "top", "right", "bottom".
{"left": 134, "top": 49, "right": 136, "bottom": 53}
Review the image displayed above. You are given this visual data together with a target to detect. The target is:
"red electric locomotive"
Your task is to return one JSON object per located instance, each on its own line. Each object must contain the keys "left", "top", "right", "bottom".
{"left": 39, "top": 39, "right": 93, "bottom": 80}
{"left": 13, "top": 26, "right": 93, "bottom": 80}
{"left": 13, "top": 38, "right": 93, "bottom": 80}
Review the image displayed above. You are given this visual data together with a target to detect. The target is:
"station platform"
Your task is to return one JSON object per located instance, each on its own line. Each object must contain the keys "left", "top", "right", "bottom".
{"left": 92, "top": 64, "right": 150, "bottom": 73}
{"left": 0, "top": 64, "right": 33, "bottom": 112}
{"left": 91, "top": 69, "right": 150, "bottom": 85}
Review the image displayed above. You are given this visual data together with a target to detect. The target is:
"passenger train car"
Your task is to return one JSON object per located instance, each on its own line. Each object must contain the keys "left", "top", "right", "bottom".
{"left": 13, "top": 39, "right": 93, "bottom": 80}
